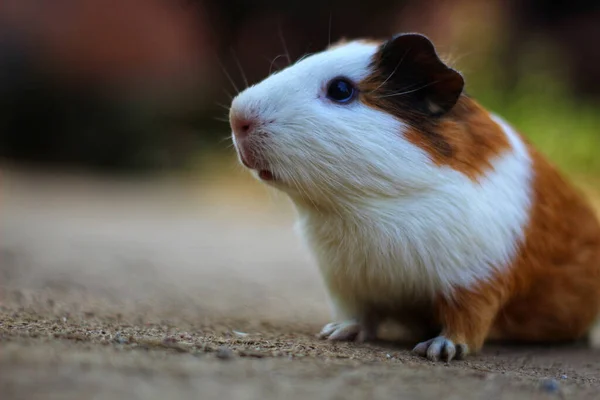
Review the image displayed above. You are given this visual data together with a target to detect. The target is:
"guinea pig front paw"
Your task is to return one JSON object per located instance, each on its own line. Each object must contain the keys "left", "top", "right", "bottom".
{"left": 317, "top": 320, "right": 363, "bottom": 341}
{"left": 412, "top": 336, "right": 468, "bottom": 362}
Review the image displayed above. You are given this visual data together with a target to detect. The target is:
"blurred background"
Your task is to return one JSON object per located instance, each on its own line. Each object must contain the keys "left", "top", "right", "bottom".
{"left": 1, "top": 0, "right": 600, "bottom": 325}
{"left": 0, "top": 0, "right": 599, "bottom": 176}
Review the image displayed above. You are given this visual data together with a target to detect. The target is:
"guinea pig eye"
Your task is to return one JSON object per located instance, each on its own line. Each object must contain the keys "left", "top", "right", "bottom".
{"left": 326, "top": 78, "right": 356, "bottom": 103}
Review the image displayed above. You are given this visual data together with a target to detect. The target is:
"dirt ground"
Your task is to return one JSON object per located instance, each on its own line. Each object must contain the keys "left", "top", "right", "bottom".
{"left": 2, "top": 165, "right": 600, "bottom": 400}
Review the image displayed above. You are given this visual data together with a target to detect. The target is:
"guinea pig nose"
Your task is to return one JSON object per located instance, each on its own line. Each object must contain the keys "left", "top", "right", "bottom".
{"left": 231, "top": 115, "right": 255, "bottom": 139}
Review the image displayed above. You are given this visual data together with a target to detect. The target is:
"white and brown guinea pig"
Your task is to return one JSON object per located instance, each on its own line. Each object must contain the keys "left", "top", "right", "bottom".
{"left": 228, "top": 33, "right": 600, "bottom": 362}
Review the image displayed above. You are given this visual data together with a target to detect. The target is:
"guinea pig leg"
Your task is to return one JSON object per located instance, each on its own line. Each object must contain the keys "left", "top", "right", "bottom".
{"left": 413, "top": 284, "right": 504, "bottom": 362}
{"left": 318, "top": 314, "right": 380, "bottom": 342}
{"left": 355, "top": 320, "right": 378, "bottom": 342}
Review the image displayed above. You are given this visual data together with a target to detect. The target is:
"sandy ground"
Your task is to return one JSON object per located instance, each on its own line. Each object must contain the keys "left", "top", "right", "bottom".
{"left": 2, "top": 164, "right": 600, "bottom": 400}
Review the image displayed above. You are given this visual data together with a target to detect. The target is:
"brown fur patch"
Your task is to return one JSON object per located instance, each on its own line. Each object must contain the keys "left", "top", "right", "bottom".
{"left": 335, "top": 35, "right": 600, "bottom": 352}
{"left": 403, "top": 97, "right": 511, "bottom": 180}
{"left": 360, "top": 83, "right": 511, "bottom": 180}
{"left": 490, "top": 142, "right": 600, "bottom": 343}
{"left": 360, "top": 34, "right": 464, "bottom": 118}
{"left": 434, "top": 278, "right": 507, "bottom": 353}
{"left": 358, "top": 36, "right": 509, "bottom": 180}
{"left": 434, "top": 136, "right": 600, "bottom": 352}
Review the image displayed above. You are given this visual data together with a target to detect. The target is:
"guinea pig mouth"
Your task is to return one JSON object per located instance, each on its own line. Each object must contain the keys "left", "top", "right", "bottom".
{"left": 238, "top": 149, "right": 276, "bottom": 182}
{"left": 257, "top": 170, "right": 275, "bottom": 181}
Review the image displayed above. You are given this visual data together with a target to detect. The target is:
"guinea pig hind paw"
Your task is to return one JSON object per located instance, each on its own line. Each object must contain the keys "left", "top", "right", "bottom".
{"left": 317, "top": 320, "right": 361, "bottom": 341}
{"left": 412, "top": 336, "right": 468, "bottom": 362}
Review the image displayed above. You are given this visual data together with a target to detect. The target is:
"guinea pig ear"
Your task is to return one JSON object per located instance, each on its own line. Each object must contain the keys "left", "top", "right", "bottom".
{"left": 372, "top": 33, "right": 464, "bottom": 116}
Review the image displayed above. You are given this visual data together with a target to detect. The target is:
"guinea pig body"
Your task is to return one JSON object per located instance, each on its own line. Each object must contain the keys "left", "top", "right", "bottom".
{"left": 229, "top": 33, "right": 600, "bottom": 361}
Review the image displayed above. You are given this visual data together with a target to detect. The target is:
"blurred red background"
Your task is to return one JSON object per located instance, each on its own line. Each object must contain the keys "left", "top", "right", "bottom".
{"left": 0, "top": 0, "right": 598, "bottom": 172}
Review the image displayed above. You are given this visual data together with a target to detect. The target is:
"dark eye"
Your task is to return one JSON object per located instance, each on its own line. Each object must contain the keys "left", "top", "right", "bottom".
{"left": 326, "top": 78, "right": 356, "bottom": 103}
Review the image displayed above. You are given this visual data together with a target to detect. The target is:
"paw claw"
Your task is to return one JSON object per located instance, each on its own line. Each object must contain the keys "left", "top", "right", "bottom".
{"left": 317, "top": 322, "right": 339, "bottom": 339}
{"left": 455, "top": 344, "right": 468, "bottom": 360}
{"left": 318, "top": 320, "right": 364, "bottom": 342}
{"left": 411, "top": 338, "right": 432, "bottom": 357}
{"left": 412, "top": 336, "right": 467, "bottom": 362}
{"left": 441, "top": 340, "right": 456, "bottom": 362}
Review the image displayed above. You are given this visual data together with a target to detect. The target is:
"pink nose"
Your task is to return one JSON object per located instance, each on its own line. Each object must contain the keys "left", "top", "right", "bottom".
{"left": 231, "top": 115, "right": 255, "bottom": 140}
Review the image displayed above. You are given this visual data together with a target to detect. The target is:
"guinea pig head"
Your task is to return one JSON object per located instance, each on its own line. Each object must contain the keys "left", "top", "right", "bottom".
{"left": 229, "top": 33, "right": 465, "bottom": 208}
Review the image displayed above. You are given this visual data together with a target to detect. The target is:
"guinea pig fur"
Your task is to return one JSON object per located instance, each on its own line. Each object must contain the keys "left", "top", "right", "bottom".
{"left": 228, "top": 33, "right": 600, "bottom": 362}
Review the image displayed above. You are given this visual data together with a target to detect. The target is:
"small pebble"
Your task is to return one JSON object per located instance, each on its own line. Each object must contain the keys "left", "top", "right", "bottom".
{"left": 386, "top": 354, "right": 392, "bottom": 359}
{"left": 233, "top": 330, "right": 249, "bottom": 337}
{"left": 539, "top": 378, "right": 561, "bottom": 393}
{"left": 113, "top": 333, "right": 128, "bottom": 345}
{"left": 560, "top": 375, "right": 568, "bottom": 380}
{"left": 240, "top": 350, "right": 265, "bottom": 358}
{"left": 216, "top": 346, "right": 234, "bottom": 360}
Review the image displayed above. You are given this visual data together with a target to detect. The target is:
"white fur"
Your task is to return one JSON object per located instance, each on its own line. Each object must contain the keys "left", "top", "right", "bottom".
{"left": 230, "top": 41, "right": 534, "bottom": 323}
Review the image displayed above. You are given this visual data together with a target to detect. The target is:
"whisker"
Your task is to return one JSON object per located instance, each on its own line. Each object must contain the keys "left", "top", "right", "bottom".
{"left": 295, "top": 53, "right": 314, "bottom": 64}
{"left": 222, "top": 89, "right": 234, "bottom": 101}
{"left": 295, "top": 42, "right": 313, "bottom": 64}
{"left": 442, "top": 50, "right": 475, "bottom": 67}
{"left": 216, "top": 57, "right": 240, "bottom": 94}
{"left": 278, "top": 21, "right": 292, "bottom": 65}
{"left": 215, "top": 101, "right": 230, "bottom": 111}
{"left": 384, "top": 81, "right": 423, "bottom": 93}
{"left": 269, "top": 54, "right": 286, "bottom": 74}
{"left": 219, "top": 139, "right": 236, "bottom": 151}
{"left": 213, "top": 116, "right": 230, "bottom": 123}
{"left": 376, "top": 80, "right": 441, "bottom": 99}
{"left": 328, "top": 11, "right": 332, "bottom": 47}
{"left": 219, "top": 135, "right": 235, "bottom": 146}
{"left": 230, "top": 47, "right": 249, "bottom": 89}
{"left": 368, "top": 48, "right": 410, "bottom": 94}
{"left": 282, "top": 164, "right": 320, "bottom": 213}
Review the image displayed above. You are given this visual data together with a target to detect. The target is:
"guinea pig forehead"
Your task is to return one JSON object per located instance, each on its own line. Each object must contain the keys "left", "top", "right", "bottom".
{"left": 292, "top": 41, "right": 379, "bottom": 82}
{"left": 232, "top": 41, "right": 379, "bottom": 111}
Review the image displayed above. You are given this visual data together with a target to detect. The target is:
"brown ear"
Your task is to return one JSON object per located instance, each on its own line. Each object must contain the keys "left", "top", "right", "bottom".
{"left": 372, "top": 33, "right": 464, "bottom": 116}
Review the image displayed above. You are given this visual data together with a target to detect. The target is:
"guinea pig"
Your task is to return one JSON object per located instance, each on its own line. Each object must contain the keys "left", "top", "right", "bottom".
{"left": 228, "top": 32, "right": 600, "bottom": 362}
